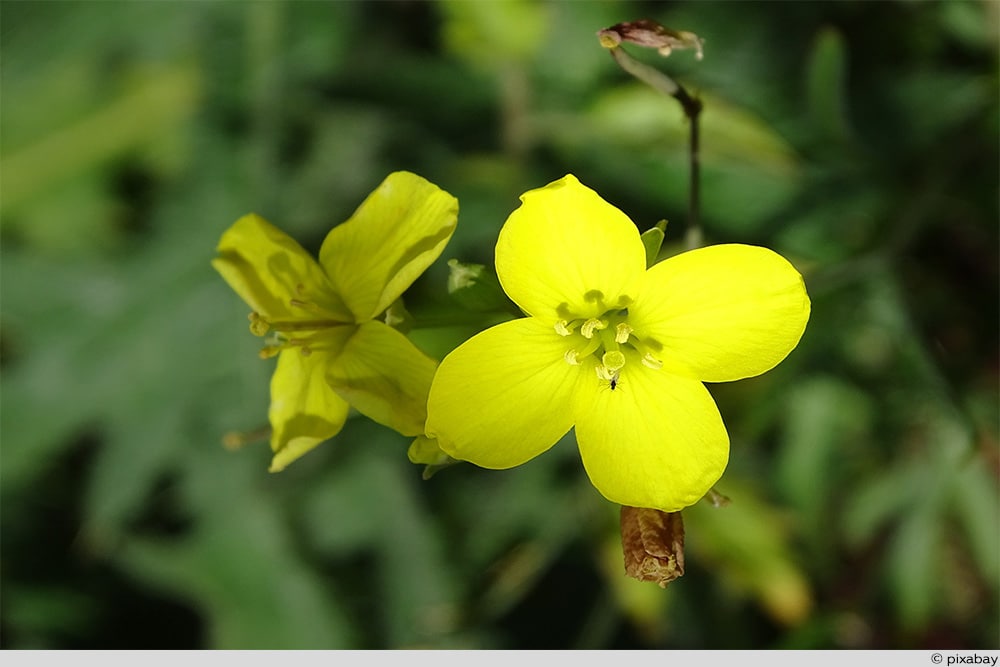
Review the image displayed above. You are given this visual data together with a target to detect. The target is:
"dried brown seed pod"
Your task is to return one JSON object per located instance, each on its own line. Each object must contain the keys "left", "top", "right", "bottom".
{"left": 620, "top": 505, "right": 685, "bottom": 588}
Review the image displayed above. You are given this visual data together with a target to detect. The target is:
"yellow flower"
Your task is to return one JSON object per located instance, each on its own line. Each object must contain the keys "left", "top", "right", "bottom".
{"left": 213, "top": 171, "right": 458, "bottom": 472}
{"left": 425, "top": 175, "right": 809, "bottom": 512}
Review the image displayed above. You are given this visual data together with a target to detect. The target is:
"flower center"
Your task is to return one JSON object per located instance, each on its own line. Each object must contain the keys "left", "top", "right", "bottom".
{"left": 556, "top": 307, "right": 663, "bottom": 389}
{"left": 247, "top": 284, "right": 351, "bottom": 358}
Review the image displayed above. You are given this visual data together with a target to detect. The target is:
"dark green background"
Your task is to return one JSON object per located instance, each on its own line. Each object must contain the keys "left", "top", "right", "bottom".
{"left": 2, "top": 0, "right": 997, "bottom": 650}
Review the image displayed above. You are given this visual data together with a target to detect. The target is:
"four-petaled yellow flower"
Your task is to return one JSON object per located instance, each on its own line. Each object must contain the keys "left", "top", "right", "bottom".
{"left": 425, "top": 175, "right": 810, "bottom": 512}
{"left": 213, "top": 171, "right": 458, "bottom": 472}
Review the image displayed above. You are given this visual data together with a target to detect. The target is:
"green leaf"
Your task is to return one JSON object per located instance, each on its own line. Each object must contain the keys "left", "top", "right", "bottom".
{"left": 117, "top": 450, "right": 356, "bottom": 649}
{"left": 640, "top": 221, "right": 667, "bottom": 267}
{"left": 684, "top": 479, "right": 813, "bottom": 627}
{"left": 842, "top": 462, "right": 921, "bottom": 550}
{"left": 1, "top": 64, "right": 200, "bottom": 216}
{"left": 887, "top": 502, "right": 942, "bottom": 631}
{"left": 777, "top": 376, "right": 873, "bottom": 558}
{"left": 550, "top": 85, "right": 803, "bottom": 234}
{"left": 951, "top": 457, "right": 1000, "bottom": 587}
{"left": 300, "top": 429, "right": 460, "bottom": 647}
{"left": 439, "top": 0, "right": 547, "bottom": 67}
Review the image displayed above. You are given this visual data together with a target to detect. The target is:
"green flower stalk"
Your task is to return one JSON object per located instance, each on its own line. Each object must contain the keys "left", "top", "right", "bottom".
{"left": 426, "top": 175, "right": 810, "bottom": 512}
{"left": 213, "top": 171, "right": 458, "bottom": 472}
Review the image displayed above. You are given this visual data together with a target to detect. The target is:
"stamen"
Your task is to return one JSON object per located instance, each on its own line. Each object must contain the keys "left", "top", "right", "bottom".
{"left": 596, "top": 364, "right": 618, "bottom": 381}
{"left": 221, "top": 424, "right": 271, "bottom": 450}
{"left": 573, "top": 335, "right": 602, "bottom": 362}
{"left": 555, "top": 301, "right": 665, "bottom": 381}
{"left": 284, "top": 331, "right": 331, "bottom": 354}
{"left": 289, "top": 298, "right": 322, "bottom": 314}
{"left": 641, "top": 353, "right": 663, "bottom": 370}
{"left": 249, "top": 312, "right": 271, "bottom": 336}
{"left": 261, "top": 318, "right": 348, "bottom": 332}
{"left": 581, "top": 318, "right": 608, "bottom": 339}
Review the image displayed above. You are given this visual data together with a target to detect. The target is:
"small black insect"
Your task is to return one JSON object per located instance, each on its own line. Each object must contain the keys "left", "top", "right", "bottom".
{"left": 609, "top": 371, "right": 620, "bottom": 391}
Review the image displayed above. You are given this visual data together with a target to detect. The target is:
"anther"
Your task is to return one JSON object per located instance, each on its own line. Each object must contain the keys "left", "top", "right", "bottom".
{"left": 581, "top": 318, "right": 608, "bottom": 339}
{"left": 641, "top": 353, "right": 663, "bottom": 370}
{"left": 248, "top": 312, "right": 271, "bottom": 336}
{"left": 259, "top": 345, "right": 281, "bottom": 359}
{"left": 614, "top": 322, "right": 633, "bottom": 344}
{"left": 564, "top": 349, "right": 581, "bottom": 365}
{"left": 595, "top": 365, "right": 616, "bottom": 381}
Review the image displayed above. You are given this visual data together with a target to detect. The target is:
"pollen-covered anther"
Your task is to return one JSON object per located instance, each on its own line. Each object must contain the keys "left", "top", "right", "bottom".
{"left": 642, "top": 353, "right": 663, "bottom": 370}
{"left": 615, "top": 322, "right": 634, "bottom": 344}
{"left": 581, "top": 318, "right": 608, "bottom": 339}
{"left": 248, "top": 312, "right": 271, "bottom": 336}
{"left": 564, "top": 349, "right": 581, "bottom": 365}
{"left": 596, "top": 364, "right": 619, "bottom": 381}
{"left": 258, "top": 344, "right": 281, "bottom": 360}
{"left": 555, "top": 320, "right": 572, "bottom": 336}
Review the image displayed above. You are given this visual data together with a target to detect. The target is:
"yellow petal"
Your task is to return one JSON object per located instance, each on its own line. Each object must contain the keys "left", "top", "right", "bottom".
{"left": 325, "top": 321, "right": 439, "bottom": 437}
{"left": 426, "top": 318, "right": 583, "bottom": 468}
{"left": 269, "top": 348, "right": 351, "bottom": 472}
{"left": 319, "top": 172, "right": 458, "bottom": 322}
{"left": 631, "top": 244, "right": 810, "bottom": 383}
{"left": 496, "top": 174, "right": 646, "bottom": 321}
{"left": 212, "top": 213, "right": 351, "bottom": 321}
{"left": 573, "top": 356, "right": 730, "bottom": 512}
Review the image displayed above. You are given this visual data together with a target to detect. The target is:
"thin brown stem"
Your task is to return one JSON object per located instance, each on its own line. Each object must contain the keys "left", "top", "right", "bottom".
{"left": 602, "top": 43, "right": 703, "bottom": 249}
{"left": 686, "top": 99, "right": 703, "bottom": 249}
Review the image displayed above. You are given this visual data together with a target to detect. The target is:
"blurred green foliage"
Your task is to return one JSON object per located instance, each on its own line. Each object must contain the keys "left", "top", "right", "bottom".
{"left": 1, "top": 0, "right": 997, "bottom": 650}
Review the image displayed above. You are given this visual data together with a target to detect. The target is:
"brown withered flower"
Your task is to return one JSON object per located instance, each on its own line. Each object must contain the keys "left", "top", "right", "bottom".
{"left": 620, "top": 505, "right": 686, "bottom": 588}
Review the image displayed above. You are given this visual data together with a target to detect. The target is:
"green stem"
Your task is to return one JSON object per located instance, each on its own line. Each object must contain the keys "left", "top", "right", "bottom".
{"left": 408, "top": 311, "right": 519, "bottom": 330}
